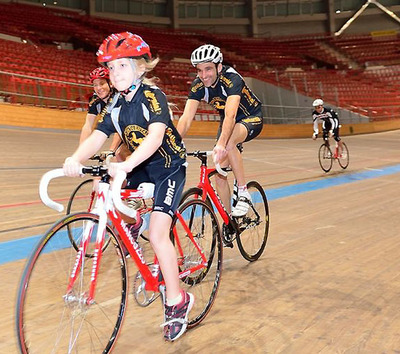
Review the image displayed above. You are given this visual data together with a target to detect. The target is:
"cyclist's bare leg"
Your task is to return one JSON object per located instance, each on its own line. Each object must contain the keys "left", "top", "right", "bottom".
{"left": 148, "top": 211, "right": 181, "bottom": 301}
{"left": 214, "top": 123, "right": 248, "bottom": 214}
{"left": 226, "top": 123, "right": 248, "bottom": 187}
{"left": 215, "top": 171, "right": 232, "bottom": 213}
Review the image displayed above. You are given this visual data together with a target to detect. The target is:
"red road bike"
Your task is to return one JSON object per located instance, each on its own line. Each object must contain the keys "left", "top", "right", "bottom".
{"left": 182, "top": 151, "right": 269, "bottom": 262}
{"left": 16, "top": 165, "right": 222, "bottom": 353}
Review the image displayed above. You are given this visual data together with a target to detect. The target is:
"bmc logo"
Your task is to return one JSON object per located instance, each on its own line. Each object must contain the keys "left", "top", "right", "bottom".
{"left": 163, "top": 179, "right": 176, "bottom": 206}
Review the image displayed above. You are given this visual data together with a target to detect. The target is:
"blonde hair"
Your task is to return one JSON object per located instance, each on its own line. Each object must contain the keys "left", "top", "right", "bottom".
{"left": 134, "top": 57, "right": 160, "bottom": 86}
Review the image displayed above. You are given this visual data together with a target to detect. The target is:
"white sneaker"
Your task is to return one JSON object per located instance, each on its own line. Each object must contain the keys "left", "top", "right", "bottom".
{"left": 231, "top": 194, "right": 251, "bottom": 217}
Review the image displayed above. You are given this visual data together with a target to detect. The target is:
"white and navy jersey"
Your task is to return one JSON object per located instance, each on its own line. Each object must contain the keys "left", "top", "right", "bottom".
{"left": 312, "top": 106, "right": 339, "bottom": 134}
{"left": 87, "top": 91, "right": 115, "bottom": 122}
{"left": 188, "top": 65, "right": 262, "bottom": 123}
{"left": 96, "top": 83, "right": 186, "bottom": 168}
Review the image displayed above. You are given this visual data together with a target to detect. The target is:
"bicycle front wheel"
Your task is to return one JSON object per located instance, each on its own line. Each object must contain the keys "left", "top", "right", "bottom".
{"left": 318, "top": 143, "right": 333, "bottom": 172}
{"left": 67, "top": 179, "right": 112, "bottom": 255}
{"left": 170, "top": 199, "right": 222, "bottom": 328}
{"left": 338, "top": 142, "right": 349, "bottom": 169}
{"left": 236, "top": 181, "right": 270, "bottom": 262}
{"left": 16, "top": 213, "right": 128, "bottom": 354}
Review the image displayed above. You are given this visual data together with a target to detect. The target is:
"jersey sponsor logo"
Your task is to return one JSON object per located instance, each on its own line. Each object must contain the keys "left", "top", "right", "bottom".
{"left": 220, "top": 75, "right": 233, "bottom": 88}
{"left": 89, "top": 96, "right": 98, "bottom": 106}
{"left": 242, "top": 86, "right": 258, "bottom": 106}
{"left": 242, "top": 116, "right": 262, "bottom": 124}
{"left": 163, "top": 179, "right": 176, "bottom": 206}
{"left": 210, "top": 97, "right": 225, "bottom": 110}
{"left": 144, "top": 90, "right": 162, "bottom": 114}
{"left": 124, "top": 125, "right": 148, "bottom": 149}
{"left": 97, "top": 106, "right": 108, "bottom": 123}
{"left": 191, "top": 81, "right": 204, "bottom": 93}
{"left": 165, "top": 127, "right": 185, "bottom": 158}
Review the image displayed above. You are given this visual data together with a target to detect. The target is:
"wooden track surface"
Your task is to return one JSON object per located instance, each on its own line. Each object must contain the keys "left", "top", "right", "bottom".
{"left": 1, "top": 126, "right": 400, "bottom": 353}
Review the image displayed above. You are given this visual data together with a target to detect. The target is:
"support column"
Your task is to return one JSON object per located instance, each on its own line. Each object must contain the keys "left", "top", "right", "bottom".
{"left": 327, "top": 0, "right": 336, "bottom": 35}
{"left": 248, "top": 0, "right": 259, "bottom": 37}
{"left": 169, "top": 0, "right": 179, "bottom": 29}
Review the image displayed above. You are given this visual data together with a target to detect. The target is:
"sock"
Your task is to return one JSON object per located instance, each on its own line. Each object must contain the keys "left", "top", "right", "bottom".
{"left": 167, "top": 292, "right": 183, "bottom": 306}
{"left": 238, "top": 185, "right": 249, "bottom": 197}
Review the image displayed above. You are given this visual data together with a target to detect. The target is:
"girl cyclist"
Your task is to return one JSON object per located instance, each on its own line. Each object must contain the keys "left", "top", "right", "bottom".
{"left": 63, "top": 32, "right": 193, "bottom": 342}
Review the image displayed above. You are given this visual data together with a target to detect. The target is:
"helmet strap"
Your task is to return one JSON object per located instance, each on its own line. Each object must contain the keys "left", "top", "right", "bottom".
{"left": 211, "top": 63, "right": 221, "bottom": 88}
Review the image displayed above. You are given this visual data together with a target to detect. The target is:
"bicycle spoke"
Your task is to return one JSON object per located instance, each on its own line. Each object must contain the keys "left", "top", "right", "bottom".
{"left": 16, "top": 213, "right": 127, "bottom": 353}
{"left": 236, "top": 181, "right": 269, "bottom": 261}
{"left": 171, "top": 199, "right": 222, "bottom": 328}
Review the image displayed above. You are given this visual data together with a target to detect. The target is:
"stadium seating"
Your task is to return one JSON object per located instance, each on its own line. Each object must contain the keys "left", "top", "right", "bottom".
{"left": 0, "top": 2, "right": 400, "bottom": 119}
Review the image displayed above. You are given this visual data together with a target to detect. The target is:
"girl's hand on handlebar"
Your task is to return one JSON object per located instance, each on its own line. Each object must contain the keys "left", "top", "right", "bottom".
{"left": 107, "top": 161, "right": 132, "bottom": 178}
{"left": 63, "top": 157, "right": 84, "bottom": 177}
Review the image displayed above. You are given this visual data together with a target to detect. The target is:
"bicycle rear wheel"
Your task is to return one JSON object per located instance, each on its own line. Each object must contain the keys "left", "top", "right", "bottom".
{"left": 16, "top": 213, "right": 128, "bottom": 354}
{"left": 180, "top": 187, "right": 213, "bottom": 208}
{"left": 170, "top": 199, "right": 222, "bottom": 328}
{"left": 67, "top": 179, "right": 96, "bottom": 214}
{"left": 338, "top": 142, "right": 349, "bottom": 169}
{"left": 318, "top": 143, "right": 333, "bottom": 172}
{"left": 236, "top": 181, "right": 269, "bottom": 262}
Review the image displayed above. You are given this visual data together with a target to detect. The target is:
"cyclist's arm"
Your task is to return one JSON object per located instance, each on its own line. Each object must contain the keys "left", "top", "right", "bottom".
{"left": 73, "top": 130, "right": 108, "bottom": 163}
{"left": 79, "top": 113, "right": 97, "bottom": 144}
{"left": 176, "top": 99, "right": 200, "bottom": 138}
{"left": 109, "top": 134, "right": 122, "bottom": 152}
{"left": 312, "top": 115, "right": 319, "bottom": 135}
{"left": 217, "top": 94, "right": 240, "bottom": 147}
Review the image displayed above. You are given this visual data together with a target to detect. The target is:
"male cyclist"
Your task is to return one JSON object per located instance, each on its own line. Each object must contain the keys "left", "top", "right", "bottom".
{"left": 312, "top": 99, "right": 344, "bottom": 156}
{"left": 177, "top": 44, "right": 263, "bottom": 218}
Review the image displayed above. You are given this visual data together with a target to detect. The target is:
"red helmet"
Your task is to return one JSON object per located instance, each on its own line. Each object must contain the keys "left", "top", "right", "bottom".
{"left": 89, "top": 67, "right": 109, "bottom": 83}
{"left": 97, "top": 32, "right": 152, "bottom": 65}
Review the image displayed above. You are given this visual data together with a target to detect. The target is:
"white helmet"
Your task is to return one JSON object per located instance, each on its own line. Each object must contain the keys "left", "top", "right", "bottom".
{"left": 191, "top": 44, "right": 223, "bottom": 67}
{"left": 312, "top": 99, "right": 324, "bottom": 107}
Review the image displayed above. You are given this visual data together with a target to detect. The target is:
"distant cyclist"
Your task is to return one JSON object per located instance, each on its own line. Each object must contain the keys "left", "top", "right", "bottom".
{"left": 81, "top": 67, "right": 123, "bottom": 158}
{"left": 177, "top": 44, "right": 263, "bottom": 218}
{"left": 312, "top": 99, "right": 344, "bottom": 156}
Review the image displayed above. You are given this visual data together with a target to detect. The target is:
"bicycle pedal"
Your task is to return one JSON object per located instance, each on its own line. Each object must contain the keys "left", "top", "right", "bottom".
{"left": 222, "top": 239, "right": 234, "bottom": 248}
{"left": 133, "top": 270, "right": 159, "bottom": 307}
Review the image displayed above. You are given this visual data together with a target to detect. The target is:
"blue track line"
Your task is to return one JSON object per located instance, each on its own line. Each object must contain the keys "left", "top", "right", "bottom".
{"left": 2, "top": 164, "right": 400, "bottom": 266}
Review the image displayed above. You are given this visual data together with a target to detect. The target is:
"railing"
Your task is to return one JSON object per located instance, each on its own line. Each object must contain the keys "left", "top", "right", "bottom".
{"left": 0, "top": 70, "right": 397, "bottom": 123}
{"left": 261, "top": 104, "right": 370, "bottom": 124}
{"left": 0, "top": 70, "right": 91, "bottom": 110}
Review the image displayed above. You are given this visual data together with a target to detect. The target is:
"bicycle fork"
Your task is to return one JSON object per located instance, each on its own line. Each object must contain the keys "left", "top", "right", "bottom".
{"left": 64, "top": 185, "right": 109, "bottom": 306}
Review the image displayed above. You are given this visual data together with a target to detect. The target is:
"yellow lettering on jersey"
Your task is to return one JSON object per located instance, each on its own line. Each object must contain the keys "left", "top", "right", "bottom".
{"left": 165, "top": 127, "right": 186, "bottom": 158}
{"left": 220, "top": 75, "right": 233, "bottom": 88}
{"left": 242, "top": 117, "right": 262, "bottom": 124}
{"left": 242, "top": 86, "right": 257, "bottom": 106}
{"left": 191, "top": 82, "right": 204, "bottom": 93}
{"left": 144, "top": 90, "right": 162, "bottom": 114}
{"left": 97, "top": 106, "right": 107, "bottom": 123}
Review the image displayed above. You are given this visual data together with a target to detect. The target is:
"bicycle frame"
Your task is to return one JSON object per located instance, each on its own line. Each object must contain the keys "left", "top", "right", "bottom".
{"left": 197, "top": 163, "right": 231, "bottom": 226}
{"left": 63, "top": 172, "right": 208, "bottom": 305}
{"left": 188, "top": 152, "right": 238, "bottom": 234}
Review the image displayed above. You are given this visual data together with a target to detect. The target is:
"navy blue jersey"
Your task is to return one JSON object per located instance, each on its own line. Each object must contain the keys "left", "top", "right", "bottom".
{"left": 188, "top": 65, "right": 262, "bottom": 123}
{"left": 96, "top": 83, "right": 186, "bottom": 168}
{"left": 87, "top": 94, "right": 107, "bottom": 115}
